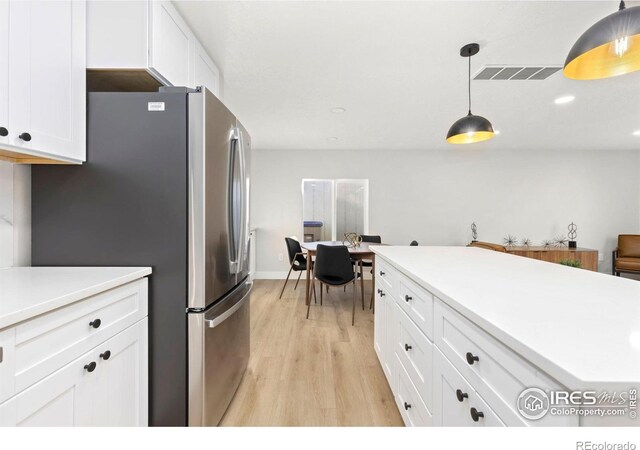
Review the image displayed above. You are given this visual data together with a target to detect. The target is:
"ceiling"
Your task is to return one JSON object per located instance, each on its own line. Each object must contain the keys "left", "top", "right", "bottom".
{"left": 175, "top": 0, "right": 640, "bottom": 152}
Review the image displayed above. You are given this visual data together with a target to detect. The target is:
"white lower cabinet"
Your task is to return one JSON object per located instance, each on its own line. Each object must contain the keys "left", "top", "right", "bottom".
{"left": 0, "top": 319, "right": 147, "bottom": 427}
{"left": 373, "top": 255, "right": 576, "bottom": 427}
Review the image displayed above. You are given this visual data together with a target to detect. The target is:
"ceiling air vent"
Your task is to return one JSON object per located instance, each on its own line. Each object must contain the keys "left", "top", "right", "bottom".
{"left": 474, "top": 65, "right": 562, "bottom": 81}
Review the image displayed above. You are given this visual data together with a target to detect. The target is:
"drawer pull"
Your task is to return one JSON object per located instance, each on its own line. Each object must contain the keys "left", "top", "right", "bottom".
{"left": 84, "top": 361, "right": 97, "bottom": 373}
{"left": 379, "top": 271, "right": 385, "bottom": 276}
{"left": 465, "top": 352, "right": 479, "bottom": 365}
{"left": 380, "top": 291, "right": 385, "bottom": 297}
{"left": 404, "top": 294, "right": 412, "bottom": 302}
{"left": 0, "top": 127, "right": 7, "bottom": 137}
{"left": 89, "top": 319, "right": 102, "bottom": 329}
{"left": 377, "top": 288, "right": 382, "bottom": 294}
{"left": 404, "top": 402, "right": 411, "bottom": 411}
{"left": 100, "top": 350, "right": 111, "bottom": 361}
{"left": 470, "top": 407, "right": 484, "bottom": 422}
{"left": 404, "top": 343, "right": 412, "bottom": 351}
{"left": 18, "top": 132, "right": 31, "bottom": 142}
{"left": 456, "top": 389, "right": 469, "bottom": 402}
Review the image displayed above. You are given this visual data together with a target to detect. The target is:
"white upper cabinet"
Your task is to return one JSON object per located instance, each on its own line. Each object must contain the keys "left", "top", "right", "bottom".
{"left": 88, "top": 1, "right": 222, "bottom": 97}
{"left": 0, "top": 0, "right": 86, "bottom": 164}
{"left": 148, "top": 1, "right": 193, "bottom": 87}
{"left": 0, "top": 2, "right": 9, "bottom": 148}
{"left": 192, "top": 40, "right": 221, "bottom": 97}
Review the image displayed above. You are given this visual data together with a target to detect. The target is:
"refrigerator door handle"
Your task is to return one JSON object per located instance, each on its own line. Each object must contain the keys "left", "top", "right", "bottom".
{"left": 237, "top": 130, "right": 248, "bottom": 274}
{"left": 228, "top": 128, "right": 241, "bottom": 274}
{"left": 205, "top": 281, "right": 252, "bottom": 329}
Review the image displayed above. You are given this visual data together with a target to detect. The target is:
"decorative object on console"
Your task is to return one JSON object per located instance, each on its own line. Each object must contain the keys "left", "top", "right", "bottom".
{"left": 568, "top": 222, "right": 577, "bottom": 249}
{"left": 503, "top": 235, "right": 518, "bottom": 247}
{"left": 559, "top": 259, "right": 583, "bottom": 268}
{"left": 553, "top": 235, "right": 568, "bottom": 247}
{"left": 446, "top": 43, "right": 495, "bottom": 144}
{"left": 520, "top": 237, "right": 532, "bottom": 247}
{"left": 342, "top": 232, "right": 362, "bottom": 248}
{"left": 471, "top": 222, "right": 478, "bottom": 243}
{"left": 541, "top": 239, "right": 553, "bottom": 248}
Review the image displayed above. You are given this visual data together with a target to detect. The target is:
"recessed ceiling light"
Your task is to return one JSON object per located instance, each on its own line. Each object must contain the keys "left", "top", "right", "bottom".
{"left": 554, "top": 95, "right": 575, "bottom": 105}
{"left": 633, "top": 130, "right": 640, "bottom": 136}
{"left": 327, "top": 137, "right": 339, "bottom": 141}
{"left": 331, "top": 107, "right": 346, "bottom": 113}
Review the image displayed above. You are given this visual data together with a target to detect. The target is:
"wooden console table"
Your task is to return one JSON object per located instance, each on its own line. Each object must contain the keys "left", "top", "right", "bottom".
{"left": 505, "top": 246, "right": 599, "bottom": 271}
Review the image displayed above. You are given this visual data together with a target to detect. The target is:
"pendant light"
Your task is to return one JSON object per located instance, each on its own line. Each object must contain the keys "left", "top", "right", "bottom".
{"left": 564, "top": 1, "right": 640, "bottom": 80}
{"left": 446, "top": 43, "right": 494, "bottom": 145}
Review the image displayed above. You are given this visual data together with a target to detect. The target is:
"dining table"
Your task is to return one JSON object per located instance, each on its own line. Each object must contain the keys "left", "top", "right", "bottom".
{"left": 300, "top": 240, "right": 383, "bottom": 310}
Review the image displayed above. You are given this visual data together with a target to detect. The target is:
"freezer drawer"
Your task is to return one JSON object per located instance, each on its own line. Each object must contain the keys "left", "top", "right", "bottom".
{"left": 187, "top": 279, "right": 251, "bottom": 426}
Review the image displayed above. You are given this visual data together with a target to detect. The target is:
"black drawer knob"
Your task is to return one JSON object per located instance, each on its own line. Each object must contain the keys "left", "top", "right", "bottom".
{"left": 377, "top": 288, "right": 382, "bottom": 294}
{"left": 466, "top": 352, "right": 479, "bottom": 365}
{"left": 84, "top": 361, "right": 96, "bottom": 373}
{"left": 456, "top": 389, "right": 469, "bottom": 402}
{"left": 404, "top": 343, "right": 412, "bottom": 351}
{"left": 379, "top": 271, "right": 385, "bottom": 276}
{"left": 0, "top": 127, "right": 7, "bottom": 137}
{"left": 405, "top": 294, "right": 412, "bottom": 302}
{"left": 470, "top": 407, "right": 484, "bottom": 422}
{"left": 100, "top": 350, "right": 111, "bottom": 361}
{"left": 18, "top": 132, "right": 31, "bottom": 142}
{"left": 89, "top": 319, "right": 102, "bottom": 329}
{"left": 404, "top": 402, "right": 411, "bottom": 411}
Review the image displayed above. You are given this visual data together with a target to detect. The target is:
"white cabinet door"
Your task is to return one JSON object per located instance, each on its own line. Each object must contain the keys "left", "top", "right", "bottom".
{"left": 373, "top": 285, "right": 386, "bottom": 372}
{"left": 0, "top": 345, "right": 94, "bottom": 426}
{"left": 149, "top": 1, "right": 193, "bottom": 87}
{"left": 0, "top": 319, "right": 148, "bottom": 427}
{"left": 94, "top": 318, "right": 148, "bottom": 426}
{"left": 0, "top": 2, "right": 8, "bottom": 147}
{"left": 192, "top": 40, "right": 221, "bottom": 97}
{"left": 7, "top": 0, "right": 86, "bottom": 162}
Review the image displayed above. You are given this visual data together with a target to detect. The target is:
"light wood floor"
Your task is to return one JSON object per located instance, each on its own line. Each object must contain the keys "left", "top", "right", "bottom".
{"left": 220, "top": 279, "right": 403, "bottom": 426}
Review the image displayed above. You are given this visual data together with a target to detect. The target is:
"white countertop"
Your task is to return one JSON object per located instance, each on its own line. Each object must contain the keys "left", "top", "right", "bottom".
{"left": 0, "top": 267, "right": 152, "bottom": 330}
{"left": 372, "top": 246, "right": 640, "bottom": 390}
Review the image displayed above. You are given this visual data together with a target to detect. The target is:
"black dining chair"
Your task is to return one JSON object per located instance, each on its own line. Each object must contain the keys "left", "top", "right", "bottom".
{"left": 307, "top": 244, "right": 359, "bottom": 325}
{"left": 410, "top": 240, "right": 419, "bottom": 246}
{"left": 279, "top": 237, "right": 314, "bottom": 299}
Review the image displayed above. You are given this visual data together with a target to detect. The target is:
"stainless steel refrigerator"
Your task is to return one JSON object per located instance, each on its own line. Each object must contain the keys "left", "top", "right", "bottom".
{"left": 32, "top": 87, "right": 251, "bottom": 426}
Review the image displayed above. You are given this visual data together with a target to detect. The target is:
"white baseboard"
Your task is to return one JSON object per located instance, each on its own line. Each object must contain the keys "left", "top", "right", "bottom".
{"left": 254, "top": 271, "right": 289, "bottom": 279}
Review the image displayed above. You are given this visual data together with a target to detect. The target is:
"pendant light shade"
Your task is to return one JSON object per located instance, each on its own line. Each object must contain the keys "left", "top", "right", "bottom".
{"left": 446, "top": 43, "right": 495, "bottom": 145}
{"left": 446, "top": 113, "right": 495, "bottom": 144}
{"left": 564, "top": 1, "right": 640, "bottom": 80}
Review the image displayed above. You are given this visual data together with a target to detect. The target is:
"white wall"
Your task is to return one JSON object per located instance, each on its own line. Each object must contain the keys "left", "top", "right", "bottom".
{"left": 0, "top": 161, "right": 31, "bottom": 267}
{"left": 251, "top": 148, "right": 640, "bottom": 277}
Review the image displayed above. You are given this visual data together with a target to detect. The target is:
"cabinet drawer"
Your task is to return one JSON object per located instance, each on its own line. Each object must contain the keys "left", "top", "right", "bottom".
{"left": 395, "top": 354, "right": 432, "bottom": 427}
{"left": 434, "top": 348, "right": 505, "bottom": 427}
{"left": 375, "top": 258, "right": 396, "bottom": 294}
{"left": 434, "top": 300, "right": 576, "bottom": 426}
{"left": 395, "top": 304, "right": 433, "bottom": 411}
{"left": 9, "top": 279, "right": 147, "bottom": 396}
{"left": 396, "top": 273, "right": 434, "bottom": 340}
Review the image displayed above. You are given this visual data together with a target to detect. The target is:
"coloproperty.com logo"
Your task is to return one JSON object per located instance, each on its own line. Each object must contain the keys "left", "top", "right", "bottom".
{"left": 517, "top": 387, "right": 638, "bottom": 420}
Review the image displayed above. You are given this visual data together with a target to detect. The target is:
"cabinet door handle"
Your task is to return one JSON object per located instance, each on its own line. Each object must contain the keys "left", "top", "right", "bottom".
{"left": 466, "top": 352, "right": 479, "bottom": 365}
{"left": 380, "top": 291, "right": 385, "bottom": 297}
{"left": 379, "top": 271, "right": 385, "bottom": 276}
{"left": 456, "top": 389, "right": 469, "bottom": 402}
{"left": 470, "top": 407, "right": 484, "bottom": 422}
{"left": 377, "top": 288, "right": 382, "bottom": 294}
{"left": 404, "top": 343, "right": 412, "bottom": 351}
{"left": 404, "top": 294, "right": 412, "bottom": 302}
{"left": 84, "top": 361, "right": 97, "bottom": 373}
{"left": 18, "top": 132, "right": 31, "bottom": 142}
{"left": 0, "top": 127, "right": 7, "bottom": 137}
{"left": 100, "top": 350, "right": 111, "bottom": 361}
{"left": 89, "top": 319, "right": 102, "bottom": 329}
{"left": 404, "top": 402, "right": 411, "bottom": 411}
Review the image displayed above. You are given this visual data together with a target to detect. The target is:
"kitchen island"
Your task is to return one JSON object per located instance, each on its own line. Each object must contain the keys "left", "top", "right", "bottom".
{"left": 0, "top": 267, "right": 151, "bottom": 426}
{"left": 371, "top": 246, "right": 640, "bottom": 427}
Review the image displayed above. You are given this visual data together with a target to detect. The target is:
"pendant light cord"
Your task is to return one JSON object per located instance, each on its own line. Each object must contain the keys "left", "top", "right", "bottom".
{"left": 468, "top": 49, "right": 472, "bottom": 115}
